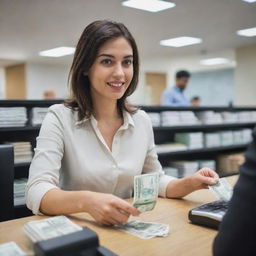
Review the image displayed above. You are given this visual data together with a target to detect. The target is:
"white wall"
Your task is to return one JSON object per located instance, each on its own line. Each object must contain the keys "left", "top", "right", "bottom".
{"left": 234, "top": 44, "right": 256, "bottom": 106}
{"left": 0, "top": 68, "right": 5, "bottom": 98}
{"left": 26, "top": 63, "right": 70, "bottom": 99}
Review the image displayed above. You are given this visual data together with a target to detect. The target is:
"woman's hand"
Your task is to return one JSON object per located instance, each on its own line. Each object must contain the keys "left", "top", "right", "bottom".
{"left": 189, "top": 167, "right": 219, "bottom": 190}
{"left": 84, "top": 192, "right": 140, "bottom": 226}
{"left": 166, "top": 168, "right": 219, "bottom": 198}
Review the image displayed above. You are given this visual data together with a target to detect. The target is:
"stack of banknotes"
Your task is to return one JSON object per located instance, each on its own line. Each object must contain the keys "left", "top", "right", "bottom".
{"left": 0, "top": 242, "right": 27, "bottom": 256}
{"left": 116, "top": 172, "right": 170, "bottom": 239}
{"left": 209, "top": 178, "right": 233, "bottom": 201}
{"left": 23, "top": 216, "right": 82, "bottom": 242}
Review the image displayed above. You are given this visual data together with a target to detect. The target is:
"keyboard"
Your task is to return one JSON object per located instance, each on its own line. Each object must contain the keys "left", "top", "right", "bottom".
{"left": 188, "top": 200, "right": 229, "bottom": 229}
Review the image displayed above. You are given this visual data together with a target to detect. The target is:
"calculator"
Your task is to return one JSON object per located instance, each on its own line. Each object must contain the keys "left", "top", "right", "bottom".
{"left": 188, "top": 200, "right": 229, "bottom": 229}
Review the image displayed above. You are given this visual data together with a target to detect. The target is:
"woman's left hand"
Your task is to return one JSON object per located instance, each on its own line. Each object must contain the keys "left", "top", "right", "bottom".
{"left": 189, "top": 167, "right": 219, "bottom": 190}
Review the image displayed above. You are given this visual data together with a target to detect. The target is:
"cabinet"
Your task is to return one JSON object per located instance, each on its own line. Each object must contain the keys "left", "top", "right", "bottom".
{"left": 141, "top": 105, "right": 256, "bottom": 177}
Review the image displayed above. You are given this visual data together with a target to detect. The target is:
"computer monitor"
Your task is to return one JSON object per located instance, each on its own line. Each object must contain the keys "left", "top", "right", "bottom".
{"left": 0, "top": 144, "right": 14, "bottom": 221}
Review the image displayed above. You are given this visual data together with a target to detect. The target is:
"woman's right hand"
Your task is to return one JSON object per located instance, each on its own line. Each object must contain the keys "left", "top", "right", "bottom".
{"left": 84, "top": 191, "right": 140, "bottom": 225}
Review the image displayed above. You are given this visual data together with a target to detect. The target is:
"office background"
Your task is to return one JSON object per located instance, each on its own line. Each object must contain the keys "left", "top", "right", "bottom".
{"left": 0, "top": 0, "right": 255, "bottom": 105}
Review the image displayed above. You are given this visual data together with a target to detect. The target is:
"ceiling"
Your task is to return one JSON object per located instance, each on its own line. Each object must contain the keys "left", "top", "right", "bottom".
{"left": 0, "top": 0, "right": 256, "bottom": 67}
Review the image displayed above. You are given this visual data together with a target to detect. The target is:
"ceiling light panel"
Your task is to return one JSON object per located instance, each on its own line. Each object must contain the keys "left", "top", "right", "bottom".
{"left": 200, "top": 58, "right": 230, "bottom": 66}
{"left": 237, "top": 27, "right": 256, "bottom": 37}
{"left": 160, "top": 37, "right": 202, "bottom": 47}
{"left": 242, "top": 0, "right": 256, "bottom": 3}
{"left": 122, "top": 0, "right": 175, "bottom": 13}
{"left": 39, "top": 47, "right": 75, "bottom": 57}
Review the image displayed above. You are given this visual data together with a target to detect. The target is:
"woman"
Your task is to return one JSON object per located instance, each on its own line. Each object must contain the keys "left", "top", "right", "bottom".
{"left": 26, "top": 20, "right": 219, "bottom": 226}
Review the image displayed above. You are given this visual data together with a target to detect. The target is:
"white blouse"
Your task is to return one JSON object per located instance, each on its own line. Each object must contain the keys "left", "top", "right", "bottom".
{"left": 25, "top": 104, "right": 175, "bottom": 214}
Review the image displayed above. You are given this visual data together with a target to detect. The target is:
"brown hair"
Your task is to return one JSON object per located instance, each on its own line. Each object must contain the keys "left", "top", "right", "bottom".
{"left": 65, "top": 20, "right": 139, "bottom": 120}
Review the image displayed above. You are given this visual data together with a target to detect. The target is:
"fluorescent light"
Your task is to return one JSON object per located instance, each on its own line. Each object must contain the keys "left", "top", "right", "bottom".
{"left": 237, "top": 27, "right": 256, "bottom": 37}
{"left": 39, "top": 47, "right": 75, "bottom": 57}
{"left": 122, "top": 0, "right": 175, "bottom": 13}
{"left": 160, "top": 37, "right": 202, "bottom": 47}
{"left": 242, "top": 0, "right": 256, "bottom": 3}
{"left": 200, "top": 58, "right": 230, "bottom": 66}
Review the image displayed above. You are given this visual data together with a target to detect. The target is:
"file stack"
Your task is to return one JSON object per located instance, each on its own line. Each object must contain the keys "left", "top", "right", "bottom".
{"left": 221, "top": 112, "right": 238, "bottom": 123}
{"left": 251, "top": 111, "right": 256, "bottom": 122}
{"left": 232, "top": 130, "right": 243, "bottom": 145}
{"left": 238, "top": 111, "right": 251, "bottom": 123}
{"left": 219, "top": 131, "right": 233, "bottom": 146}
{"left": 155, "top": 143, "right": 187, "bottom": 153}
{"left": 161, "top": 111, "right": 180, "bottom": 126}
{"left": 175, "top": 132, "right": 203, "bottom": 149}
{"left": 31, "top": 107, "right": 48, "bottom": 126}
{"left": 179, "top": 111, "right": 199, "bottom": 125}
{"left": 0, "top": 107, "right": 27, "bottom": 127}
{"left": 147, "top": 112, "right": 161, "bottom": 127}
{"left": 204, "top": 133, "right": 221, "bottom": 148}
{"left": 168, "top": 161, "right": 199, "bottom": 178}
{"left": 5, "top": 141, "right": 33, "bottom": 163}
{"left": 163, "top": 166, "right": 179, "bottom": 178}
{"left": 198, "top": 160, "right": 216, "bottom": 170}
{"left": 242, "top": 128, "right": 252, "bottom": 144}
{"left": 196, "top": 111, "right": 223, "bottom": 124}
{"left": 14, "top": 178, "right": 27, "bottom": 206}
{"left": 217, "top": 153, "right": 245, "bottom": 174}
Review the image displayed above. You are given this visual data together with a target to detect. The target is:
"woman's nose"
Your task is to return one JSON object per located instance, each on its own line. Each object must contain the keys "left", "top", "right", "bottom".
{"left": 113, "top": 63, "right": 125, "bottom": 78}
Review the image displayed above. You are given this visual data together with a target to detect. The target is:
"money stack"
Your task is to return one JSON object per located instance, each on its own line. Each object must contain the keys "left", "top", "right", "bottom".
{"left": 23, "top": 216, "right": 82, "bottom": 242}
{"left": 209, "top": 178, "right": 233, "bottom": 201}
{"left": 175, "top": 132, "right": 203, "bottom": 149}
{"left": 0, "top": 242, "right": 26, "bottom": 256}
{"left": 133, "top": 173, "right": 159, "bottom": 212}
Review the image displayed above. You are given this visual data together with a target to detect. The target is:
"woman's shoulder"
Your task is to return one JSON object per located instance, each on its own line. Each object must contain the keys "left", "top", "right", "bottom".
{"left": 48, "top": 104, "right": 76, "bottom": 121}
{"left": 132, "top": 109, "right": 152, "bottom": 124}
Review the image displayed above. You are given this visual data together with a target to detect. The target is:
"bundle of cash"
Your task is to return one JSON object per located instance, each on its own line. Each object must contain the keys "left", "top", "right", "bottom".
{"left": 23, "top": 216, "right": 82, "bottom": 242}
{"left": 116, "top": 220, "right": 169, "bottom": 239}
{"left": 209, "top": 178, "right": 233, "bottom": 201}
{"left": 0, "top": 242, "right": 27, "bottom": 256}
{"left": 133, "top": 172, "right": 159, "bottom": 212}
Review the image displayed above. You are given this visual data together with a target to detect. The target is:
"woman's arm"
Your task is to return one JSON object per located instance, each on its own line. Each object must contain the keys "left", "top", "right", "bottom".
{"left": 166, "top": 168, "right": 219, "bottom": 198}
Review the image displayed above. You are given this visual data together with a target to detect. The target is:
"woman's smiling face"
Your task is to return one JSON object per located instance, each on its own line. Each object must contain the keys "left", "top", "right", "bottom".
{"left": 88, "top": 37, "right": 134, "bottom": 103}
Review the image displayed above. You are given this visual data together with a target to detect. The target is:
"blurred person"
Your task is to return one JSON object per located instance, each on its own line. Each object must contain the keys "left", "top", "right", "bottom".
{"left": 161, "top": 70, "right": 190, "bottom": 106}
{"left": 43, "top": 90, "right": 56, "bottom": 99}
{"left": 190, "top": 96, "right": 201, "bottom": 106}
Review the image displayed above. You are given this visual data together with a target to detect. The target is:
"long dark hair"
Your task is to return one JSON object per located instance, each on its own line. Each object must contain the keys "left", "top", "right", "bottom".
{"left": 65, "top": 20, "right": 139, "bottom": 120}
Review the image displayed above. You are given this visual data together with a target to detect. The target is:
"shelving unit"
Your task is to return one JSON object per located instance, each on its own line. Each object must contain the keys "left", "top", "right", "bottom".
{"left": 0, "top": 100, "right": 256, "bottom": 220}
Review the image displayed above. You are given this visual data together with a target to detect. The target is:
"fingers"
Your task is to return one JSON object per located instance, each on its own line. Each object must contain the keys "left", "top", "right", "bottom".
{"left": 112, "top": 199, "right": 140, "bottom": 216}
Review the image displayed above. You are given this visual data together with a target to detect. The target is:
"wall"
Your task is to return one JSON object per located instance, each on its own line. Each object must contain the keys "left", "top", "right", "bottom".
{"left": 0, "top": 68, "right": 5, "bottom": 98}
{"left": 26, "top": 63, "right": 70, "bottom": 99}
{"left": 234, "top": 44, "right": 256, "bottom": 106}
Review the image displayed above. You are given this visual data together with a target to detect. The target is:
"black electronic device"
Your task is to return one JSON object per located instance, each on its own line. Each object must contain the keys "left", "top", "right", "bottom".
{"left": 188, "top": 200, "right": 229, "bottom": 229}
{"left": 34, "top": 227, "right": 117, "bottom": 256}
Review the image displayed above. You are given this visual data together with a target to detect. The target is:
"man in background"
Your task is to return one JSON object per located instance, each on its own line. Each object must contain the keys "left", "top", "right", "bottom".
{"left": 190, "top": 96, "right": 201, "bottom": 106}
{"left": 161, "top": 70, "right": 190, "bottom": 106}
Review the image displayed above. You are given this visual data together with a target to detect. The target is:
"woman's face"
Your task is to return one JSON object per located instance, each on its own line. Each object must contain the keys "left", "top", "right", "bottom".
{"left": 87, "top": 37, "right": 134, "bottom": 103}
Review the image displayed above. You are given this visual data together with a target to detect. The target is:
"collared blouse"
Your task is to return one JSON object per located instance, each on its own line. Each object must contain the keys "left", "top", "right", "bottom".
{"left": 25, "top": 104, "right": 175, "bottom": 214}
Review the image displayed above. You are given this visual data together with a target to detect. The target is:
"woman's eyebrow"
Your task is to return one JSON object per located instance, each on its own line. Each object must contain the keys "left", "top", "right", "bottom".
{"left": 97, "top": 54, "right": 133, "bottom": 58}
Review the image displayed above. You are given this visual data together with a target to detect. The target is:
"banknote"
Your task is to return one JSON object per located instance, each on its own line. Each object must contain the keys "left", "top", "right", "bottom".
{"left": 133, "top": 172, "right": 159, "bottom": 212}
{"left": 0, "top": 241, "right": 27, "bottom": 255}
{"left": 116, "top": 220, "right": 169, "bottom": 239}
{"left": 23, "top": 216, "right": 82, "bottom": 242}
{"left": 209, "top": 178, "right": 233, "bottom": 201}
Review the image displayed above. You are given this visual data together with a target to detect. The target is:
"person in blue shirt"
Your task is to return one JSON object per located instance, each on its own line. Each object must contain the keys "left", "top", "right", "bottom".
{"left": 161, "top": 70, "right": 190, "bottom": 106}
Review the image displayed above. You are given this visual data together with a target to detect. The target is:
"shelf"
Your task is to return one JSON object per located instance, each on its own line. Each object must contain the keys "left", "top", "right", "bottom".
{"left": 158, "top": 144, "right": 248, "bottom": 157}
{"left": 15, "top": 162, "right": 31, "bottom": 168}
{"left": 153, "top": 122, "right": 256, "bottom": 132}
{"left": 0, "top": 126, "right": 40, "bottom": 132}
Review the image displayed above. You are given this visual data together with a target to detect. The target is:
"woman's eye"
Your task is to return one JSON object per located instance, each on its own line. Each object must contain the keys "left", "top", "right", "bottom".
{"left": 123, "top": 59, "right": 133, "bottom": 66}
{"left": 101, "top": 59, "right": 112, "bottom": 65}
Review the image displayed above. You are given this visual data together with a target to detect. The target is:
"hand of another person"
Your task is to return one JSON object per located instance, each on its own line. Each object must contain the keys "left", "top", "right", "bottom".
{"left": 85, "top": 192, "right": 140, "bottom": 226}
{"left": 189, "top": 167, "right": 219, "bottom": 190}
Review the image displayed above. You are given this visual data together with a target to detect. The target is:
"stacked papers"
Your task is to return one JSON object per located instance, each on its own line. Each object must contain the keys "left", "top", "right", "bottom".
{"left": 196, "top": 111, "right": 223, "bottom": 124}
{"left": 175, "top": 132, "right": 203, "bottom": 149}
{"left": 147, "top": 112, "right": 161, "bottom": 127}
{"left": 23, "top": 216, "right": 82, "bottom": 242}
{"left": 232, "top": 130, "right": 243, "bottom": 145}
{"left": 5, "top": 141, "right": 33, "bottom": 164}
{"left": 219, "top": 131, "right": 233, "bottom": 146}
{"left": 161, "top": 111, "right": 199, "bottom": 126}
{"left": 14, "top": 178, "right": 27, "bottom": 206}
{"left": 168, "top": 161, "right": 199, "bottom": 178}
{"left": 30, "top": 107, "right": 48, "bottom": 126}
{"left": 198, "top": 160, "right": 216, "bottom": 170}
{"left": 155, "top": 143, "right": 187, "bottom": 153}
{"left": 238, "top": 111, "right": 252, "bottom": 123}
{"left": 163, "top": 166, "right": 179, "bottom": 178}
{"left": 0, "top": 107, "right": 27, "bottom": 127}
{"left": 204, "top": 133, "right": 221, "bottom": 148}
{"left": 242, "top": 128, "right": 252, "bottom": 144}
{"left": 220, "top": 112, "right": 238, "bottom": 123}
